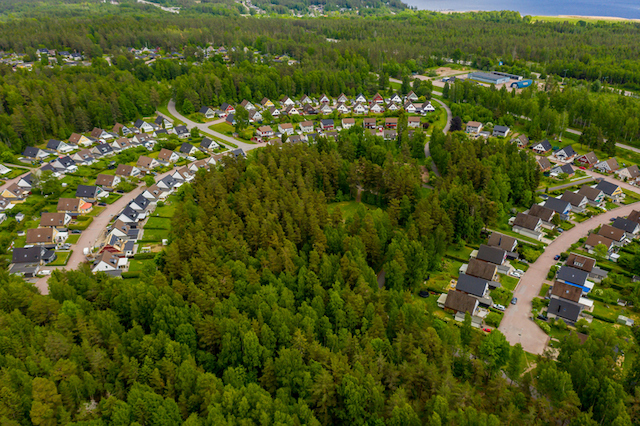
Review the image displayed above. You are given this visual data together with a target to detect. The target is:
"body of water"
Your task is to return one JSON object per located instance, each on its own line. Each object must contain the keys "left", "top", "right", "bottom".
{"left": 402, "top": 0, "right": 640, "bottom": 19}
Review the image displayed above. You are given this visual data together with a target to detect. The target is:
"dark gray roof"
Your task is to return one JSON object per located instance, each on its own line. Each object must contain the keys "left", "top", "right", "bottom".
{"left": 201, "top": 137, "right": 216, "bottom": 149}
{"left": 12, "top": 246, "right": 55, "bottom": 264}
{"left": 552, "top": 164, "right": 574, "bottom": 175}
{"left": 444, "top": 290, "right": 478, "bottom": 314}
{"left": 560, "top": 191, "right": 586, "bottom": 207}
{"left": 555, "top": 145, "right": 576, "bottom": 157}
{"left": 199, "top": 106, "right": 211, "bottom": 114}
{"left": 131, "top": 194, "right": 150, "bottom": 209}
{"left": 159, "top": 175, "right": 177, "bottom": 187}
{"left": 23, "top": 146, "right": 41, "bottom": 157}
{"left": 121, "top": 206, "right": 138, "bottom": 220}
{"left": 124, "top": 240, "right": 135, "bottom": 251}
{"left": 514, "top": 212, "right": 541, "bottom": 230}
{"left": 321, "top": 119, "right": 334, "bottom": 126}
{"left": 55, "top": 156, "right": 75, "bottom": 168}
{"left": 534, "top": 139, "right": 552, "bottom": 151}
{"left": 595, "top": 180, "right": 620, "bottom": 196}
{"left": 179, "top": 142, "right": 194, "bottom": 154}
{"left": 456, "top": 274, "right": 489, "bottom": 297}
{"left": 529, "top": 204, "right": 555, "bottom": 222}
{"left": 557, "top": 266, "right": 588, "bottom": 286}
{"left": 494, "top": 125, "right": 509, "bottom": 132}
{"left": 96, "top": 143, "right": 113, "bottom": 154}
{"left": 544, "top": 197, "right": 571, "bottom": 214}
{"left": 612, "top": 217, "right": 639, "bottom": 233}
{"left": 476, "top": 245, "right": 506, "bottom": 265}
{"left": 134, "top": 119, "right": 145, "bottom": 128}
{"left": 46, "top": 139, "right": 63, "bottom": 150}
{"left": 548, "top": 297, "right": 582, "bottom": 322}
{"left": 76, "top": 185, "right": 98, "bottom": 198}
{"left": 175, "top": 125, "right": 189, "bottom": 135}
{"left": 231, "top": 148, "right": 246, "bottom": 158}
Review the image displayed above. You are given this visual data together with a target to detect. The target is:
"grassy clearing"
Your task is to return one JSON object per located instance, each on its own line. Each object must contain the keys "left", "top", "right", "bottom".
{"left": 154, "top": 203, "right": 178, "bottom": 217}
{"left": 445, "top": 244, "right": 473, "bottom": 260}
{"left": 141, "top": 228, "right": 169, "bottom": 242}
{"left": 104, "top": 193, "right": 124, "bottom": 204}
{"left": 427, "top": 259, "right": 462, "bottom": 292}
{"left": 87, "top": 207, "right": 106, "bottom": 217}
{"left": 50, "top": 251, "right": 72, "bottom": 266}
{"left": 128, "top": 258, "right": 155, "bottom": 272}
{"left": 146, "top": 217, "right": 171, "bottom": 229}
{"left": 327, "top": 200, "right": 384, "bottom": 221}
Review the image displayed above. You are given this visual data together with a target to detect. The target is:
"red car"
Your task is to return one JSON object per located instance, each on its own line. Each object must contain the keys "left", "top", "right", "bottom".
{"left": 579, "top": 166, "right": 586, "bottom": 170}
{"left": 482, "top": 328, "right": 492, "bottom": 333}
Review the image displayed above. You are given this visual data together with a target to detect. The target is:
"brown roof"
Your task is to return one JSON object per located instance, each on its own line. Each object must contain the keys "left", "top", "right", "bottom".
{"left": 115, "top": 137, "right": 131, "bottom": 147}
{"left": 385, "top": 117, "right": 398, "bottom": 123}
{"left": 408, "top": 116, "right": 421, "bottom": 122}
{"left": 96, "top": 174, "right": 116, "bottom": 186}
{"left": 90, "top": 127, "right": 104, "bottom": 138}
{"left": 601, "top": 158, "right": 620, "bottom": 171}
{"left": 560, "top": 191, "right": 587, "bottom": 207}
{"left": 623, "top": 165, "right": 640, "bottom": 178}
{"left": 466, "top": 258, "right": 497, "bottom": 281}
{"left": 157, "top": 148, "right": 176, "bottom": 162}
{"left": 96, "top": 250, "right": 120, "bottom": 266}
{"left": 57, "top": 198, "right": 81, "bottom": 212}
{"left": 300, "top": 121, "right": 313, "bottom": 128}
{"left": 585, "top": 233, "right": 614, "bottom": 249}
{"left": 112, "top": 123, "right": 124, "bottom": 133}
{"left": 116, "top": 164, "right": 134, "bottom": 176}
{"left": 68, "top": 133, "right": 82, "bottom": 144}
{"left": 137, "top": 156, "right": 155, "bottom": 168}
{"left": 364, "top": 118, "right": 376, "bottom": 124}
{"left": 578, "top": 185, "right": 603, "bottom": 201}
{"left": 565, "top": 253, "right": 596, "bottom": 272}
{"left": 279, "top": 123, "right": 293, "bottom": 129}
{"left": 444, "top": 290, "right": 478, "bottom": 314}
{"left": 342, "top": 118, "right": 356, "bottom": 124}
{"left": 551, "top": 281, "right": 583, "bottom": 303}
{"left": 4, "top": 183, "right": 24, "bottom": 198}
{"left": 537, "top": 157, "right": 552, "bottom": 170}
{"left": 598, "top": 224, "right": 625, "bottom": 241}
{"left": 513, "top": 212, "right": 541, "bottom": 230}
{"left": 577, "top": 151, "right": 598, "bottom": 165}
{"left": 40, "top": 213, "right": 67, "bottom": 227}
{"left": 26, "top": 228, "right": 55, "bottom": 244}
{"left": 628, "top": 210, "right": 640, "bottom": 224}
{"left": 529, "top": 204, "right": 555, "bottom": 222}
{"left": 487, "top": 232, "right": 517, "bottom": 252}
{"left": 467, "top": 121, "right": 482, "bottom": 127}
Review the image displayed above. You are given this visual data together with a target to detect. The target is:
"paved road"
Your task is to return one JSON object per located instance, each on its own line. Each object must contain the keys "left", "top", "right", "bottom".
{"left": 536, "top": 177, "right": 594, "bottom": 193}
{"left": 33, "top": 167, "right": 178, "bottom": 294}
{"left": 500, "top": 200, "right": 640, "bottom": 354}
{"left": 565, "top": 128, "right": 640, "bottom": 154}
{"left": 167, "top": 100, "right": 266, "bottom": 152}
{"left": 0, "top": 166, "right": 34, "bottom": 194}
{"left": 423, "top": 97, "right": 452, "bottom": 177}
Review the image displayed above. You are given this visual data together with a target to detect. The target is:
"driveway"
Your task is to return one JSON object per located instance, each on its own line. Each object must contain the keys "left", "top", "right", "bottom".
{"left": 167, "top": 100, "right": 267, "bottom": 152}
{"left": 33, "top": 167, "right": 177, "bottom": 294}
{"left": 499, "top": 200, "right": 640, "bottom": 354}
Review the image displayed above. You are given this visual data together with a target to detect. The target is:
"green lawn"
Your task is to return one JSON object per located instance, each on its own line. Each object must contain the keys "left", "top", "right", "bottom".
{"left": 500, "top": 275, "right": 519, "bottom": 291}
{"left": 539, "top": 284, "right": 550, "bottom": 297}
{"left": 87, "top": 207, "right": 106, "bottom": 217}
{"left": 50, "top": 251, "right": 72, "bottom": 266}
{"left": 146, "top": 217, "right": 171, "bottom": 229}
{"left": 128, "top": 259, "right": 155, "bottom": 272}
{"left": 622, "top": 189, "right": 640, "bottom": 205}
{"left": 427, "top": 259, "right": 462, "bottom": 292}
{"left": 141, "top": 228, "right": 169, "bottom": 242}
{"left": 104, "top": 193, "right": 123, "bottom": 204}
{"left": 13, "top": 235, "right": 26, "bottom": 248}
{"left": 66, "top": 234, "right": 80, "bottom": 244}
{"left": 157, "top": 104, "right": 185, "bottom": 126}
{"left": 5, "top": 167, "right": 29, "bottom": 179}
{"left": 445, "top": 244, "right": 474, "bottom": 261}
{"left": 154, "top": 203, "right": 177, "bottom": 217}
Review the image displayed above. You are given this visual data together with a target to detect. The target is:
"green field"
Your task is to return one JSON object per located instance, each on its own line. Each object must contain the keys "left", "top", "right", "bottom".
{"left": 327, "top": 200, "right": 384, "bottom": 221}
{"left": 141, "top": 228, "right": 169, "bottom": 242}
{"left": 145, "top": 217, "right": 171, "bottom": 229}
{"left": 66, "top": 234, "right": 80, "bottom": 244}
{"left": 50, "top": 251, "right": 72, "bottom": 266}
{"left": 500, "top": 275, "right": 519, "bottom": 291}
{"left": 128, "top": 258, "right": 155, "bottom": 272}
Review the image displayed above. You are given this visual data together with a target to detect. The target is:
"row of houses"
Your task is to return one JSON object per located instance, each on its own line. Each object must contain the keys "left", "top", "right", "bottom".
{"left": 583, "top": 210, "right": 640, "bottom": 260}
{"left": 465, "top": 121, "right": 511, "bottom": 138}
{"left": 438, "top": 233, "right": 519, "bottom": 325}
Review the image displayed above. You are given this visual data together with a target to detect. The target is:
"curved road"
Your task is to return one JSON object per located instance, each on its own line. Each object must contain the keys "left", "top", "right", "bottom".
{"left": 500, "top": 201, "right": 640, "bottom": 354}
{"left": 167, "top": 100, "right": 266, "bottom": 152}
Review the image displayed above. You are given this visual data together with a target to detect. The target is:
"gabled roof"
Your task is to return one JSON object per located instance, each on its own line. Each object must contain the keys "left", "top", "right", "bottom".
{"left": 137, "top": 155, "right": 156, "bottom": 168}
{"left": 548, "top": 297, "right": 582, "bottom": 322}
{"left": 95, "top": 143, "right": 113, "bottom": 154}
{"left": 612, "top": 217, "right": 639, "bottom": 233}
{"left": 555, "top": 145, "right": 576, "bottom": 157}
{"left": 552, "top": 164, "right": 574, "bottom": 175}
{"left": 465, "top": 258, "right": 497, "bottom": 281}
{"left": 536, "top": 157, "right": 552, "bottom": 170}
{"left": 533, "top": 139, "right": 552, "bottom": 151}
{"left": 131, "top": 194, "right": 150, "bottom": 209}
{"left": 157, "top": 148, "right": 177, "bottom": 161}
{"left": 57, "top": 198, "right": 81, "bottom": 211}
{"left": 476, "top": 245, "right": 506, "bottom": 265}
{"left": 585, "top": 233, "right": 614, "bottom": 250}
{"left": 487, "top": 232, "right": 517, "bottom": 252}
{"left": 577, "top": 151, "right": 598, "bottom": 164}
{"left": 528, "top": 204, "right": 555, "bottom": 222}
{"left": 444, "top": 290, "right": 478, "bottom": 314}
{"left": 174, "top": 125, "right": 189, "bottom": 135}
{"left": 544, "top": 197, "right": 571, "bottom": 214}
{"left": 46, "top": 139, "right": 64, "bottom": 150}
{"left": 179, "top": 142, "right": 195, "bottom": 153}
{"left": 23, "top": 146, "right": 42, "bottom": 158}
{"left": 551, "top": 280, "right": 583, "bottom": 303}
{"left": 621, "top": 165, "right": 640, "bottom": 178}
{"left": 565, "top": 254, "right": 595, "bottom": 272}
{"left": 198, "top": 106, "right": 212, "bottom": 114}
{"left": 598, "top": 224, "right": 626, "bottom": 241}
{"left": 597, "top": 158, "right": 619, "bottom": 171}
{"left": 76, "top": 185, "right": 98, "bottom": 198}
{"left": 494, "top": 125, "right": 509, "bottom": 132}
{"left": 96, "top": 174, "right": 117, "bottom": 186}
{"left": 627, "top": 210, "right": 640, "bottom": 224}
{"left": 116, "top": 164, "right": 135, "bottom": 176}
{"left": 560, "top": 191, "right": 587, "bottom": 207}
{"left": 456, "top": 274, "right": 488, "bottom": 297}
{"left": 201, "top": 137, "right": 218, "bottom": 149}
{"left": 40, "top": 212, "right": 67, "bottom": 227}
{"left": 514, "top": 212, "right": 541, "bottom": 230}
{"left": 321, "top": 119, "right": 334, "bottom": 126}
{"left": 12, "top": 246, "right": 55, "bottom": 264}
{"left": 578, "top": 185, "right": 603, "bottom": 201}
{"left": 26, "top": 228, "right": 55, "bottom": 244}
{"left": 557, "top": 266, "right": 589, "bottom": 286}
{"left": 595, "top": 180, "right": 620, "bottom": 196}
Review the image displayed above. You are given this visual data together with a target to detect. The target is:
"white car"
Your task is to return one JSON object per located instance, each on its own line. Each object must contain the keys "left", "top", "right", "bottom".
{"left": 40, "top": 270, "right": 51, "bottom": 275}
{"left": 494, "top": 304, "right": 506, "bottom": 311}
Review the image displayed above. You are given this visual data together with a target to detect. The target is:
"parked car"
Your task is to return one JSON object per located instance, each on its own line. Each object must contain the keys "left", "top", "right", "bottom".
{"left": 71, "top": 230, "right": 82, "bottom": 234}
{"left": 482, "top": 328, "right": 492, "bottom": 333}
{"left": 554, "top": 255, "right": 560, "bottom": 260}
{"left": 511, "top": 297, "right": 518, "bottom": 305}
{"left": 494, "top": 304, "right": 506, "bottom": 311}
{"left": 116, "top": 190, "right": 124, "bottom": 194}
{"left": 98, "top": 202, "right": 107, "bottom": 206}
{"left": 418, "top": 290, "right": 429, "bottom": 298}
{"left": 557, "top": 228, "right": 564, "bottom": 233}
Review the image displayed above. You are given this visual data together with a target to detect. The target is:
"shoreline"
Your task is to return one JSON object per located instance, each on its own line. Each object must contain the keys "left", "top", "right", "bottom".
{"left": 426, "top": 9, "right": 640, "bottom": 22}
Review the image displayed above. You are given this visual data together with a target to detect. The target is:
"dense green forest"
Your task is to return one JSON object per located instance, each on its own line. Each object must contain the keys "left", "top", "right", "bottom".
{"left": 0, "top": 138, "right": 637, "bottom": 425}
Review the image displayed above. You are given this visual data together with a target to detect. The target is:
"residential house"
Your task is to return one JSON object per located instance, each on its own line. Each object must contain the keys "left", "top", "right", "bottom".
{"left": 2, "top": 183, "right": 26, "bottom": 200}
{"left": 584, "top": 233, "right": 615, "bottom": 256}
{"left": 372, "top": 93, "right": 384, "bottom": 104}
{"left": 136, "top": 155, "right": 160, "bottom": 171}
{"left": 487, "top": 232, "right": 518, "bottom": 253}
{"left": 598, "top": 224, "right": 627, "bottom": 246}
{"left": 547, "top": 297, "right": 582, "bottom": 324}
{"left": 283, "top": 106, "right": 300, "bottom": 116}
{"left": 363, "top": 118, "right": 377, "bottom": 129}
{"left": 220, "top": 103, "right": 236, "bottom": 114}
{"left": 528, "top": 204, "right": 556, "bottom": 227}
{"left": 456, "top": 274, "right": 489, "bottom": 298}
{"left": 96, "top": 174, "right": 121, "bottom": 190}
{"left": 560, "top": 190, "right": 588, "bottom": 213}
{"left": 466, "top": 121, "right": 483, "bottom": 134}
{"left": 594, "top": 158, "right": 620, "bottom": 173}
{"left": 553, "top": 145, "right": 577, "bottom": 162}
{"left": 575, "top": 152, "right": 598, "bottom": 168}
{"left": 142, "top": 184, "right": 169, "bottom": 201}
{"left": 179, "top": 143, "right": 198, "bottom": 156}
{"left": 172, "top": 167, "right": 194, "bottom": 183}
{"left": 261, "top": 98, "right": 274, "bottom": 108}
{"left": 299, "top": 121, "right": 314, "bottom": 133}
{"left": 57, "top": 198, "right": 86, "bottom": 214}
{"left": 386, "top": 102, "right": 400, "bottom": 112}
{"left": 17, "top": 174, "right": 33, "bottom": 189}
{"left": 69, "top": 133, "right": 92, "bottom": 146}
{"left": 200, "top": 137, "right": 220, "bottom": 153}
{"left": 0, "top": 164, "right": 10, "bottom": 176}
{"left": 154, "top": 115, "right": 173, "bottom": 129}
{"left": 550, "top": 164, "right": 575, "bottom": 177}
{"left": 492, "top": 125, "right": 510, "bottom": 138}
{"left": 595, "top": 180, "right": 624, "bottom": 200}
{"left": 278, "top": 123, "right": 295, "bottom": 135}
{"left": 352, "top": 103, "right": 366, "bottom": 114}
{"left": 230, "top": 148, "right": 246, "bottom": 159}
{"left": 544, "top": 197, "right": 572, "bottom": 219}
{"left": 318, "top": 104, "right": 332, "bottom": 115}
{"left": 336, "top": 93, "right": 349, "bottom": 104}
{"left": 514, "top": 134, "right": 529, "bottom": 149}
{"left": 26, "top": 228, "right": 61, "bottom": 246}
{"left": 40, "top": 212, "right": 71, "bottom": 228}
{"left": 118, "top": 206, "right": 142, "bottom": 223}
{"left": 22, "top": 146, "right": 48, "bottom": 160}
{"left": 556, "top": 266, "right": 593, "bottom": 293}
{"left": 616, "top": 165, "right": 640, "bottom": 181}
{"left": 300, "top": 95, "right": 313, "bottom": 105}
{"left": 389, "top": 93, "right": 402, "bottom": 104}
{"left": 385, "top": 118, "right": 398, "bottom": 129}
{"left": 408, "top": 116, "right": 421, "bottom": 128}
{"left": 565, "top": 253, "right": 596, "bottom": 273}
{"left": 578, "top": 185, "right": 605, "bottom": 207}
{"left": 158, "top": 148, "right": 180, "bottom": 164}
{"left": 248, "top": 110, "right": 263, "bottom": 123}
{"left": 476, "top": 244, "right": 507, "bottom": 267}
{"left": 531, "top": 139, "right": 552, "bottom": 154}
{"left": 199, "top": 106, "right": 216, "bottom": 119}
{"left": 92, "top": 251, "right": 127, "bottom": 274}
{"left": 91, "top": 127, "right": 112, "bottom": 140}
{"left": 132, "top": 133, "right": 152, "bottom": 144}
{"left": 335, "top": 103, "right": 349, "bottom": 114}
{"left": 116, "top": 164, "right": 140, "bottom": 178}
{"left": 628, "top": 210, "right": 640, "bottom": 224}
{"left": 269, "top": 106, "right": 282, "bottom": 117}
{"left": 112, "top": 123, "right": 132, "bottom": 136}
{"left": 92, "top": 143, "right": 114, "bottom": 157}
{"left": 174, "top": 125, "right": 190, "bottom": 139}
{"left": 257, "top": 126, "right": 274, "bottom": 139}
{"left": 129, "top": 194, "right": 151, "bottom": 211}
{"left": 157, "top": 175, "right": 178, "bottom": 190}
{"left": 76, "top": 185, "right": 103, "bottom": 202}
{"left": 369, "top": 103, "right": 383, "bottom": 114}
{"left": 383, "top": 130, "right": 397, "bottom": 141}
{"left": 111, "top": 137, "right": 133, "bottom": 151}
{"left": 465, "top": 258, "right": 498, "bottom": 282}
{"left": 12, "top": 246, "right": 56, "bottom": 266}
{"left": 281, "top": 96, "right": 295, "bottom": 106}
{"left": 443, "top": 290, "right": 479, "bottom": 316}
{"left": 612, "top": 217, "right": 640, "bottom": 237}
{"left": 406, "top": 91, "right": 419, "bottom": 102}
{"left": 320, "top": 119, "right": 334, "bottom": 131}
{"left": 70, "top": 149, "right": 95, "bottom": 165}
{"left": 536, "top": 157, "right": 552, "bottom": 172}
{"left": 318, "top": 94, "right": 330, "bottom": 104}
{"left": 225, "top": 114, "right": 236, "bottom": 126}
{"left": 342, "top": 118, "right": 356, "bottom": 129}
{"left": 512, "top": 212, "right": 543, "bottom": 240}
{"left": 46, "top": 139, "right": 73, "bottom": 154}
{"left": 134, "top": 120, "right": 154, "bottom": 133}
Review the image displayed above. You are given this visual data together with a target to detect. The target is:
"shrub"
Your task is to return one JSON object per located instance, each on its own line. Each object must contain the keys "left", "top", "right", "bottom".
{"left": 121, "top": 271, "right": 141, "bottom": 279}
{"left": 547, "top": 265, "right": 558, "bottom": 280}
{"left": 535, "top": 319, "right": 551, "bottom": 334}
{"left": 133, "top": 252, "right": 156, "bottom": 260}
{"left": 485, "top": 312, "right": 503, "bottom": 328}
